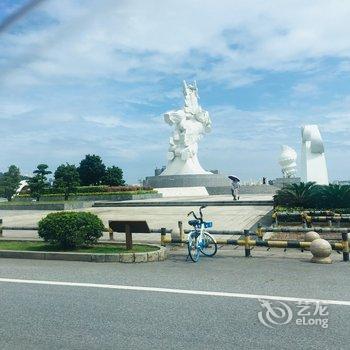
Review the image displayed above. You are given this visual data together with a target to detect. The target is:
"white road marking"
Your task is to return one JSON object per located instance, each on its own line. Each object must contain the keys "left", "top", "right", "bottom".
{"left": 0, "top": 277, "right": 349, "bottom": 306}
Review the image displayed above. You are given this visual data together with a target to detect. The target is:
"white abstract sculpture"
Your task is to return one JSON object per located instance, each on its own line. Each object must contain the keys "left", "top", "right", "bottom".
{"left": 301, "top": 125, "right": 329, "bottom": 185}
{"left": 16, "top": 180, "right": 28, "bottom": 195}
{"left": 279, "top": 145, "right": 297, "bottom": 178}
{"left": 161, "top": 81, "right": 212, "bottom": 176}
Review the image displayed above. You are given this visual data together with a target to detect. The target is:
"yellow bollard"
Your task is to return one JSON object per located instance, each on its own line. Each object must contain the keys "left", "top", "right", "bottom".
{"left": 256, "top": 224, "right": 263, "bottom": 239}
{"left": 342, "top": 233, "right": 349, "bottom": 262}
{"left": 244, "top": 229, "right": 251, "bottom": 257}
{"left": 161, "top": 227, "right": 166, "bottom": 247}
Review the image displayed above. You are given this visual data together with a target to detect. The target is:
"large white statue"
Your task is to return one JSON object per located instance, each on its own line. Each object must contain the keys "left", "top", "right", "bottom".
{"left": 279, "top": 145, "right": 297, "bottom": 178}
{"left": 161, "top": 81, "right": 212, "bottom": 176}
{"left": 301, "top": 125, "right": 329, "bottom": 185}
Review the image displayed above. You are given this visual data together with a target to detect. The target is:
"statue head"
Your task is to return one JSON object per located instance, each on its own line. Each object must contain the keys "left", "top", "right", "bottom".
{"left": 183, "top": 80, "right": 200, "bottom": 113}
{"left": 183, "top": 80, "right": 198, "bottom": 95}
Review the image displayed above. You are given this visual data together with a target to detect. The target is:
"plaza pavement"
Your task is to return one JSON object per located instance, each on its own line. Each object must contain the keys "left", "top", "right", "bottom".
{"left": 0, "top": 194, "right": 273, "bottom": 242}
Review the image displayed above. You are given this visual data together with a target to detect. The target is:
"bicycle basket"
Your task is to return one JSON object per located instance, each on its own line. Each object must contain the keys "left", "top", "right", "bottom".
{"left": 204, "top": 221, "right": 213, "bottom": 228}
{"left": 188, "top": 219, "right": 201, "bottom": 227}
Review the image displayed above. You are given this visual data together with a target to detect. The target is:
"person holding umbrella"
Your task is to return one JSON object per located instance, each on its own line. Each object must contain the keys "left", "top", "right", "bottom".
{"left": 228, "top": 175, "right": 240, "bottom": 200}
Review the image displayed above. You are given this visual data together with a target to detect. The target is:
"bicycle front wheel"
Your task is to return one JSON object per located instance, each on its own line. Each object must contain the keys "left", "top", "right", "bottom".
{"left": 199, "top": 232, "right": 217, "bottom": 257}
{"left": 188, "top": 231, "right": 200, "bottom": 262}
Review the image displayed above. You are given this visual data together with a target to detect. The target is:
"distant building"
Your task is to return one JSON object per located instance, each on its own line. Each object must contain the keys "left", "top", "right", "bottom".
{"left": 333, "top": 180, "right": 350, "bottom": 185}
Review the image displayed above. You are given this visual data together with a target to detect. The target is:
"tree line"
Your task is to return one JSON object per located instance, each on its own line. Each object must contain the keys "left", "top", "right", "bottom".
{"left": 0, "top": 154, "right": 125, "bottom": 201}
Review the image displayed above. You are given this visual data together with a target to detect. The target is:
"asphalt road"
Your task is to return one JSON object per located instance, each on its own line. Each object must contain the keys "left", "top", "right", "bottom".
{"left": 0, "top": 249, "right": 349, "bottom": 350}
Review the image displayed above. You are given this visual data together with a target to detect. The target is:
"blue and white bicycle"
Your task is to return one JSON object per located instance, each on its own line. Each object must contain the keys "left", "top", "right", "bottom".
{"left": 187, "top": 205, "right": 218, "bottom": 262}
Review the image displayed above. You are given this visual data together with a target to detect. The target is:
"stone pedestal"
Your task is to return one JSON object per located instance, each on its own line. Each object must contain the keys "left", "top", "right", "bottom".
{"left": 310, "top": 238, "right": 332, "bottom": 264}
{"left": 144, "top": 174, "right": 231, "bottom": 189}
{"left": 272, "top": 177, "right": 301, "bottom": 188}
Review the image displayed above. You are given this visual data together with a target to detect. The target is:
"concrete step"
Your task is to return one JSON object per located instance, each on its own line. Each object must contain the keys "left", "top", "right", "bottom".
{"left": 93, "top": 200, "right": 274, "bottom": 207}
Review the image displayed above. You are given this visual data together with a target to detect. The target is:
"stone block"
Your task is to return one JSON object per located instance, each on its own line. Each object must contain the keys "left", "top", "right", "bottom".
{"left": 147, "top": 251, "right": 158, "bottom": 262}
{"left": 104, "top": 254, "right": 120, "bottom": 262}
{"left": 91, "top": 254, "right": 106, "bottom": 263}
{"left": 120, "top": 253, "right": 134, "bottom": 263}
{"left": 45, "top": 252, "right": 92, "bottom": 262}
{"left": 158, "top": 248, "right": 166, "bottom": 261}
{"left": 134, "top": 252, "right": 148, "bottom": 263}
{"left": 0, "top": 250, "right": 45, "bottom": 260}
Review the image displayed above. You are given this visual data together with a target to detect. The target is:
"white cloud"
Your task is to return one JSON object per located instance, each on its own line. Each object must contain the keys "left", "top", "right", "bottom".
{"left": 292, "top": 83, "right": 319, "bottom": 96}
{"left": 3, "top": 0, "right": 350, "bottom": 87}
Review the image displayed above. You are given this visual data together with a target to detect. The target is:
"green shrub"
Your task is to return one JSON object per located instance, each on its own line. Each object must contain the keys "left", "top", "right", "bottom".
{"left": 38, "top": 212, "right": 104, "bottom": 248}
{"left": 273, "top": 182, "right": 317, "bottom": 208}
{"left": 274, "top": 183, "right": 350, "bottom": 209}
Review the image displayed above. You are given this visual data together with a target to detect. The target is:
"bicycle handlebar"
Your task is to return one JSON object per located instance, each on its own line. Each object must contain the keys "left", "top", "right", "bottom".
{"left": 187, "top": 211, "right": 199, "bottom": 220}
{"left": 187, "top": 205, "right": 207, "bottom": 222}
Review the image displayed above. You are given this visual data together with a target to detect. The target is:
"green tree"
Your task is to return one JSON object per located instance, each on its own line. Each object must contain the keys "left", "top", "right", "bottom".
{"left": 28, "top": 164, "right": 52, "bottom": 201}
{"left": 34, "top": 164, "right": 52, "bottom": 180}
{"left": 0, "top": 165, "right": 21, "bottom": 201}
{"left": 53, "top": 163, "right": 81, "bottom": 200}
{"left": 78, "top": 154, "right": 106, "bottom": 186}
{"left": 102, "top": 166, "right": 125, "bottom": 186}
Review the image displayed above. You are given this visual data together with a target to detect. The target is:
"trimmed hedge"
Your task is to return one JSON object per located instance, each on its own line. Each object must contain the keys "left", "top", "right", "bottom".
{"left": 74, "top": 186, "right": 153, "bottom": 194}
{"left": 38, "top": 212, "right": 104, "bottom": 248}
{"left": 17, "top": 190, "right": 156, "bottom": 198}
{"left": 19, "top": 185, "right": 154, "bottom": 196}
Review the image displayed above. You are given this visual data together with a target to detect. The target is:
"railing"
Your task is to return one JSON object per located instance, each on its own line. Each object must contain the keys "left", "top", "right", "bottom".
{"left": 1, "top": 219, "right": 348, "bottom": 262}
{"left": 272, "top": 211, "right": 350, "bottom": 227}
{"left": 160, "top": 228, "right": 349, "bottom": 262}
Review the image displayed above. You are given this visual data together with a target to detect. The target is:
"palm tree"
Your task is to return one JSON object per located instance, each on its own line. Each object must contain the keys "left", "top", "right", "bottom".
{"left": 318, "top": 184, "right": 350, "bottom": 208}
{"left": 274, "top": 182, "right": 318, "bottom": 208}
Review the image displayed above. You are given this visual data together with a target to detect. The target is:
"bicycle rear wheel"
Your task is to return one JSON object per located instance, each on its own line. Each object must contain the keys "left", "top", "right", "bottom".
{"left": 188, "top": 231, "right": 200, "bottom": 262}
{"left": 199, "top": 232, "right": 217, "bottom": 257}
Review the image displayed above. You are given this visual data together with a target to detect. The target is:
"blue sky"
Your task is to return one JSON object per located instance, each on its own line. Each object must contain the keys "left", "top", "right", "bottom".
{"left": 1, "top": 0, "right": 350, "bottom": 183}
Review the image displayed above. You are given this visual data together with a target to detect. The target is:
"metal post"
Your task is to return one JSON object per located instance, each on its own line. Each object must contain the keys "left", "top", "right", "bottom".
{"left": 161, "top": 227, "right": 166, "bottom": 247}
{"left": 244, "top": 229, "right": 251, "bottom": 257}
{"left": 125, "top": 224, "right": 133, "bottom": 250}
{"left": 0, "top": 219, "right": 2, "bottom": 237}
{"left": 178, "top": 221, "right": 184, "bottom": 247}
{"left": 342, "top": 232, "right": 349, "bottom": 262}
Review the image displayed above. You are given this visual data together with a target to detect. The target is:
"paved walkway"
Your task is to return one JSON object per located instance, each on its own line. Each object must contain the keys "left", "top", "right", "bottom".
{"left": 0, "top": 195, "right": 273, "bottom": 242}
{"left": 125, "top": 194, "right": 273, "bottom": 202}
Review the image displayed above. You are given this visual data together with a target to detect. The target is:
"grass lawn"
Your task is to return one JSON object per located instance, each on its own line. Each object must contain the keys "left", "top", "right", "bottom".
{"left": 0, "top": 201, "right": 67, "bottom": 205}
{"left": 0, "top": 241, "right": 158, "bottom": 254}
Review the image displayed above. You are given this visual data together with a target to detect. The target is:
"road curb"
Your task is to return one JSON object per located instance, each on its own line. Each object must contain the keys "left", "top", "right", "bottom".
{"left": 0, "top": 245, "right": 167, "bottom": 263}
